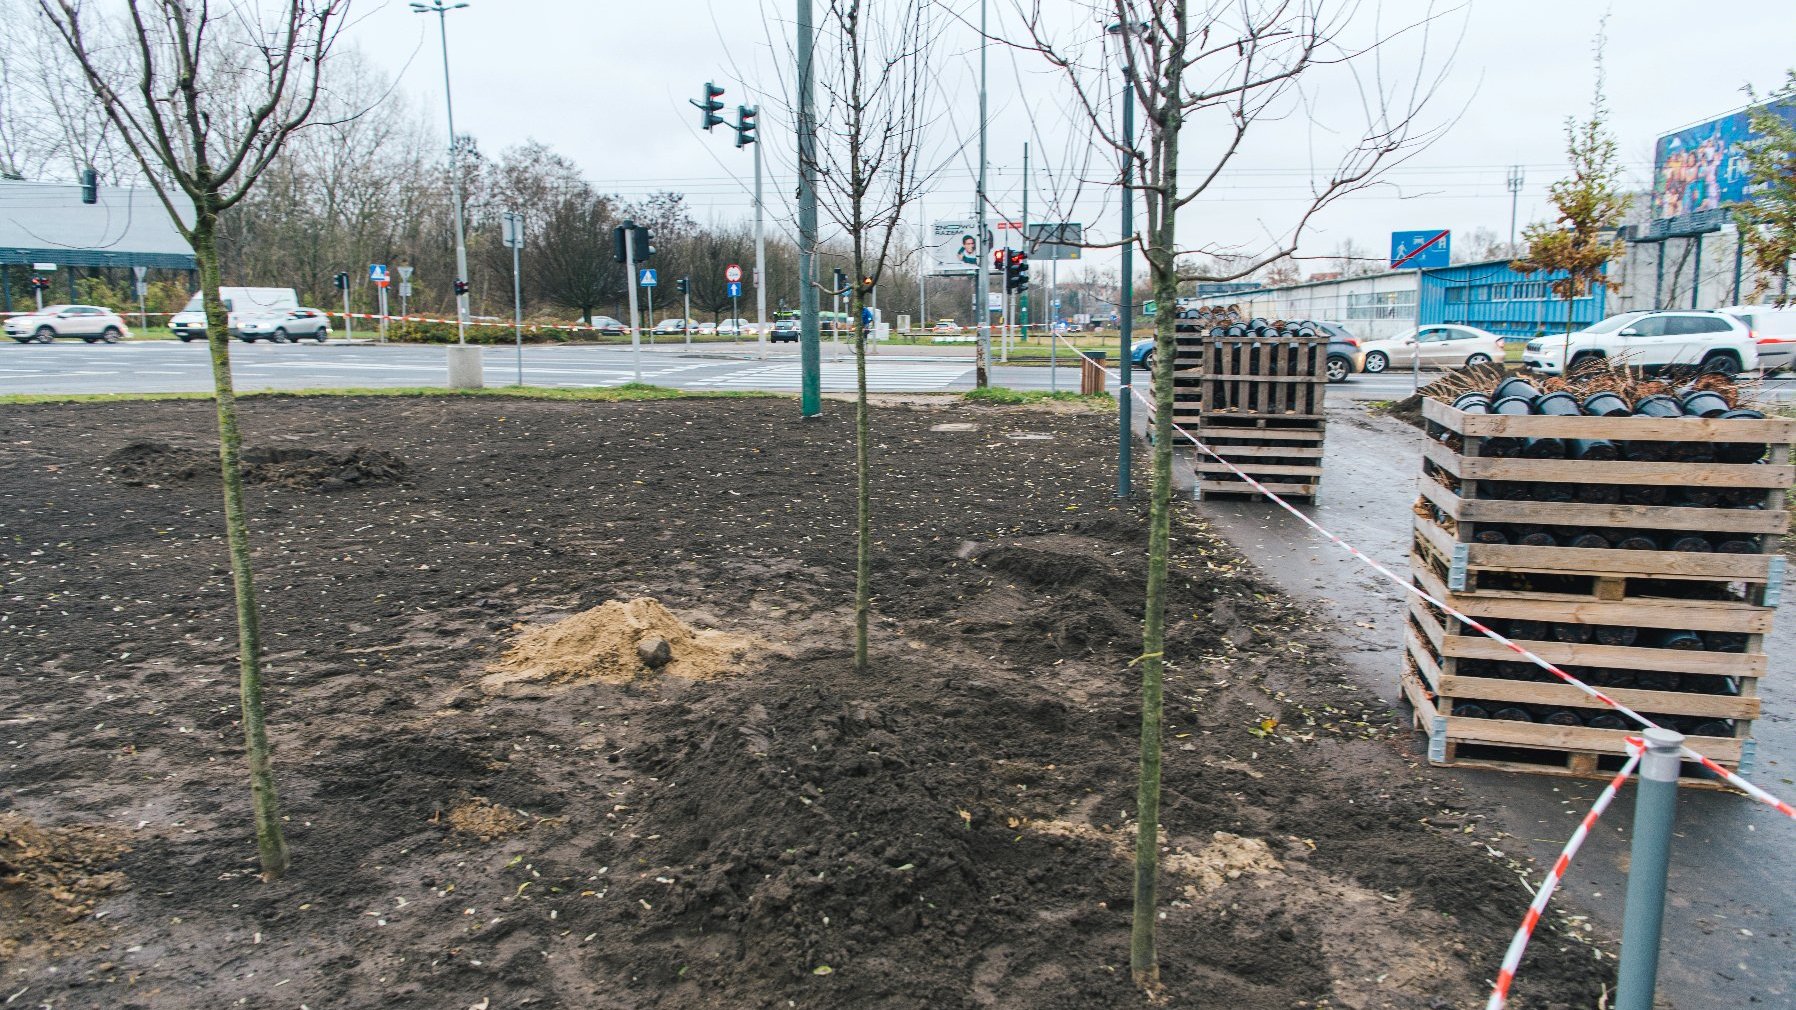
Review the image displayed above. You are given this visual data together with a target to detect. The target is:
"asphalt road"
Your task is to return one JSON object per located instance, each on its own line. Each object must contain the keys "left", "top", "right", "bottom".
{"left": 1196, "top": 406, "right": 1796, "bottom": 1010}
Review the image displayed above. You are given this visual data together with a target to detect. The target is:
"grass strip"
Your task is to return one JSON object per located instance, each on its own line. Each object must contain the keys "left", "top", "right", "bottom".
{"left": 0, "top": 382, "right": 780, "bottom": 406}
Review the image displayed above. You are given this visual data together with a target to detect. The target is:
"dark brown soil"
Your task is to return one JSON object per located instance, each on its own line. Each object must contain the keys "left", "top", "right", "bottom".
{"left": 100, "top": 439, "right": 407, "bottom": 489}
{"left": 0, "top": 395, "right": 1607, "bottom": 1009}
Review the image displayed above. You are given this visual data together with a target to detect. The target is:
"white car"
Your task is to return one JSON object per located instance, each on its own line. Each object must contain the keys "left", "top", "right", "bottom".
{"left": 1355, "top": 324, "right": 1505, "bottom": 374}
{"left": 5, "top": 304, "right": 130, "bottom": 343}
{"left": 695, "top": 321, "right": 718, "bottom": 336}
{"left": 651, "top": 318, "right": 697, "bottom": 335}
{"left": 237, "top": 307, "right": 332, "bottom": 343}
{"left": 1720, "top": 304, "right": 1796, "bottom": 373}
{"left": 718, "top": 317, "right": 751, "bottom": 336}
{"left": 1523, "top": 310, "right": 1757, "bottom": 376}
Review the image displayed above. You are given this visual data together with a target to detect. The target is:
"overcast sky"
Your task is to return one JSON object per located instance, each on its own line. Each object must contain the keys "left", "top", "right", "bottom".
{"left": 347, "top": 0, "right": 1796, "bottom": 276}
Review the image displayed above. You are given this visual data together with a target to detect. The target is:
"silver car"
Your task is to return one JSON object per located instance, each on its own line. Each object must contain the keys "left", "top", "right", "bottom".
{"left": 4, "top": 304, "right": 131, "bottom": 343}
{"left": 237, "top": 307, "right": 332, "bottom": 343}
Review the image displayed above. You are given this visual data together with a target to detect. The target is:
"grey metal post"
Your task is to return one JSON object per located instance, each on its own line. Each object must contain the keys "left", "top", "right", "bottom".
{"left": 973, "top": 0, "right": 991, "bottom": 387}
{"left": 1732, "top": 228, "right": 1745, "bottom": 304}
{"left": 1691, "top": 233, "right": 1704, "bottom": 310}
{"left": 1655, "top": 242, "right": 1665, "bottom": 309}
{"left": 1117, "top": 56, "right": 1134, "bottom": 499}
{"left": 623, "top": 225, "right": 643, "bottom": 382}
{"left": 1050, "top": 255, "right": 1058, "bottom": 393}
{"left": 416, "top": 0, "right": 472, "bottom": 344}
{"left": 684, "top": 283, "right": 692, "bottom": 350}
{"left": 1507, "top": 166, "right": 1524, "bottom": 252}
{"left": 1020, "top": 141, "right": 1030, "bottom": 343}
{"left": 507, "top": 212, "right": 523, "bottom": 385}
{"left": 342, "top": 282, "right": 352, "bottom": 342}
{"left": 1616, "top": 728, "right": 1685, "bottom": 1010}
{"left": 797, "top": 0, "right": 821, "bottom": 416}
{"left": 133, "top": 266, "right": 148, "bottom": 330}
{"left": 753, "top": 109, "right": 767, "bottom": 343}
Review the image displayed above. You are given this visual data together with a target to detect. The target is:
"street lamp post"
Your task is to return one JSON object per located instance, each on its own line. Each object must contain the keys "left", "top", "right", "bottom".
{"left": 1107, "top": 21, "right": 1144, "bottom": 499}
{"left": 412, "top": 0, "right": 472, "bottom": 347}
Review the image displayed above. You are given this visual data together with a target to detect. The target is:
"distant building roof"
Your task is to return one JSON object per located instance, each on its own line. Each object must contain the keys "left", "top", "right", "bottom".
{"left": 0, "top": 179, "right": 195, "bottom": 270}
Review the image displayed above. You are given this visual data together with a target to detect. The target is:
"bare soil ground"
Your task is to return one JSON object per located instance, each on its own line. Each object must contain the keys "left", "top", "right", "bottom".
{"left": 0, "top": 396, "right": 1606, "bottom": 1009}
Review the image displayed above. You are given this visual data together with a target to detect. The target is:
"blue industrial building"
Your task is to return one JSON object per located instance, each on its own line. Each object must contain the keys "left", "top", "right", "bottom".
{"left": 1417, "top": 259, "right": 1608, "bottom": 340}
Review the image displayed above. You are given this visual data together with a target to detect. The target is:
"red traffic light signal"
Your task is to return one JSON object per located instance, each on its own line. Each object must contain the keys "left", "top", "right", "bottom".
{"left": 694, "top": 83, "right": 726, "bottom": 131}
{"left": 453, "top": 279, "right": 470, "bottom": 296}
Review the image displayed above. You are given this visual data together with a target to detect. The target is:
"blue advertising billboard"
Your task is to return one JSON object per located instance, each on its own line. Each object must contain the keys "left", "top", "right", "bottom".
{"left": 1652, "top": 100, "right": 1796, "bottom": 223}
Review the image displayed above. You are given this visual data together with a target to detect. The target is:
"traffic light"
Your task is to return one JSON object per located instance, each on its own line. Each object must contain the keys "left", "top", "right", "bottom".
{"left": 612, "top": 221, "right": 654, "bottom": 263}
{"left": 80, "top": 167, "right": 97, "bottom": 205}
{"left": 693, "top": 83, "right": 726, "bottom": 131}
{"left": 1007, "top": 250, "right": 1030, "bottom": 292}
{"left": 832, "top": 268, "right": 847, "bottom": 296}
{"left": 453, "top": 279, "right": 470, "bottom": 296}
{"left": 676, "top": 276, "right": 689, "bottom": 296}
{"left": 29, "top": 276, "right": 49, "bottom": 292}
{"left": 333, "top": 271, "right": 349, "bottom": 292}
{"left": 734, "top": 105, "right": 757, "bottom": 148}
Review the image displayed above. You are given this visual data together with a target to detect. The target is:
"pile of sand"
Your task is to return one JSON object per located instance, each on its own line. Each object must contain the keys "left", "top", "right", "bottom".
{"left": 482, "top": 597, "right": 755, "bottom": 695}
{"left": 444, "top": 798, "right": 533, "bottom": 842}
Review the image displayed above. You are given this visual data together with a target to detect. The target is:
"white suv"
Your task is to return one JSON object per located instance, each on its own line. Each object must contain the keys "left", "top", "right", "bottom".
{"left": 1523, "top": 310, "right": 1757, "bottom": 376}
{"left": 5, "top": 304, "right": 131, "bottom": 343}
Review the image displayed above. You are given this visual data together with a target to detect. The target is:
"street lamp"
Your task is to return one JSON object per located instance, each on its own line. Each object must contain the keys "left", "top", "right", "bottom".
{"left": 1106, "top": 20, "right": 1148, "bottom": 499}
{"left": 412, "top": 0, "right": 472, "bottom": 347}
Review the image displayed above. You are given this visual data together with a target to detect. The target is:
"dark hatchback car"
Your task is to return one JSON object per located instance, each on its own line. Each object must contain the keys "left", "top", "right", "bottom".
{"left": 770, "top": 318, "right": 801, "bottom": 343}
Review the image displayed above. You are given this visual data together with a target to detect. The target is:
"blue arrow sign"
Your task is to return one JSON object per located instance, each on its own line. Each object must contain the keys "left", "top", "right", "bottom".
{"left": 368, "top": 263, "right": 388, "bottom": 282}
{"left": 639, "top": 268, "right": 658, "bottom": 287}
{"left": 1390, "top": 230, "right": 1450, "bottom": 270}
{"left": 726, "top": 281, "right": 743, "bottom": 298}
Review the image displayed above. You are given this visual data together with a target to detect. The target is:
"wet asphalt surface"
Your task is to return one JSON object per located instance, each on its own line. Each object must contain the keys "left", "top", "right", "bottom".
{"left": 1193, "top": 403, "right": 1796, "bottom": 1010}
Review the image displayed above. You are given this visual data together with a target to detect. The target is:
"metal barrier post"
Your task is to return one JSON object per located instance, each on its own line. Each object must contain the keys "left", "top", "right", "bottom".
{"left": 1616, "top": 728, "right": 1684, "bottom": 1010}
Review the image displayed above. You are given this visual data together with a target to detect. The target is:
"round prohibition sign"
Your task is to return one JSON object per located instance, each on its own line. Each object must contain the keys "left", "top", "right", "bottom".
{"left": 724, "top": 263, "right": 744, "bottom": 284}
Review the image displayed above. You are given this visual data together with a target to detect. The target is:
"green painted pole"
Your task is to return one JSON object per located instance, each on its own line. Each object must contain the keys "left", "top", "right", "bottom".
{"left": 1615, "top": 727, "right": 1684, "bottom": 1010}
{"left": 797, "top": 0, "right": 821, "bottom": 416}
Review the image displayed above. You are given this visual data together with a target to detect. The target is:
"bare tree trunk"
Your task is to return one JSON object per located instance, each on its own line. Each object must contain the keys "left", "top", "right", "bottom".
{"left": 852, "top": 277, "right": 871, "bottom": 672}
{"left": 195, "top": 211, "right": 289, "bottom": 881}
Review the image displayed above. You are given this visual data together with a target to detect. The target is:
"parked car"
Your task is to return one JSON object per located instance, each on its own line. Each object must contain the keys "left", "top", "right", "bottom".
{"left": 1720, "top": 304, "right": 1796, "bottom": 373}
{"left": 237, "top": 307, "right": 332, "bottom": 343}
{"left": 770, "top": 318, "right": 800, "bottom": 343}
{"left": 718, "top": 317, "right": 750, "bottom": 336}
{"left": 1354, "top": 324, "right": 1505, "bottom": 375}
{"left": 695, "top": 321, "right": 719, "bottom": 336}
{"left": 652, "top": 318, "right": 696, "bottom": 335}
{"left": 170, "top": 287, "right": 299, "bottom": 341}
{"left": 1309, "top": 320, "right": 1362, "bottom": 383}
{"left": 1523, "top": 310, "right": 1756, "bottom": 376}
{"left": 4, "top": 304, "right": 129, "bottom": 343}
{"left": 932, "top": 319, "right": 961, "bottom": 333}
{"left": 588, "top": 316, "right": 628, "bottom": 336}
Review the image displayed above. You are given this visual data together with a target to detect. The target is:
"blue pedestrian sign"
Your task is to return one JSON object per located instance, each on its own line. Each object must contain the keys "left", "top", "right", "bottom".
{"left": 639, "top": 268, "right": 658, "bottom": 288}
{"left": 726, "top": 281, "right": 742, "bottom": 299}
{"left": 368, "top": 263, "right": 388, "bottom": 282}
{"left": 1390, "top": 230, "right": 1450, "bottom": 270}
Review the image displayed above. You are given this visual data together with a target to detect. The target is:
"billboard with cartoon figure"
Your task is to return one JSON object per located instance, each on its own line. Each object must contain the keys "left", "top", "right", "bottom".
{"left": 1652, "top": 100, "right": 1795, "bottom": 223}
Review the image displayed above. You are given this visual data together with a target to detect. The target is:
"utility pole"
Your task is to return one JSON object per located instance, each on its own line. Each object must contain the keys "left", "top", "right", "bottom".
{"left": 917, "top": 200, "right": 927, "bottom": 333}
{"left": 622, "top": 222, "right": 644, "bottom": 382}
{"left": 1507, "top": 165, "right": 1525, "bottom": 254}
{"left": 753, "top": 107, "right": 767, "bottom": 349}
{"left": 974, "top": 0, "right": 991, "bottom": 387}
{"left": 502, "top": 210, "right": 524, "bottom": 386}
{"left": 797, "top": 0, "right": 821, "bottom": 416}
{"left": 412, "top": 0, "right": 472, "bottom": 344}
{"left": 1111, "top": 21, "right": 1136, "bottom": 499}
{"left": 1020, "top": 142, "right": 1030, "bottom": 342}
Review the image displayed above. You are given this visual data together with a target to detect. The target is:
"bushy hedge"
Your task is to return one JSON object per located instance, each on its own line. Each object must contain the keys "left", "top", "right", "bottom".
{"left": 382, "top": 319, "right": 611, "bottom": 344}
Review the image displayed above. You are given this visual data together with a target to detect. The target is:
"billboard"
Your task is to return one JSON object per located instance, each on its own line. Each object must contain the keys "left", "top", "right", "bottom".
{"left": 1651, "top": 100, "right": 1796, "bottom": 223}
{"left": 1025, "top": 222, "right": 1084, "bottom": 261}
{"left": 929, "top": 219, "right": 993, "bottom": 276}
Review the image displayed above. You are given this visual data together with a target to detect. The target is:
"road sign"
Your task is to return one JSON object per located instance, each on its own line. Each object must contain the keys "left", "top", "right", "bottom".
{"left": 725, "top": 263, "right": 743, "bottom": 284}
{"left": 501, "top": 211, "right": 525, "bottom": 250}
{"left": 399, "top": 282, "right": 413, "bottom": 298}
{"left": 32, "top": 262, "right": 56, "bottom": 271}
{"left": 639, "top": 268, "right": 658, "bottom": 288}
{"left": 1390, "top": 230, "right": 1450, "bottom": 270}
{"left": 726, "top": 281, "right": 743, "bottom": 298}
{"left": 397, "top": 265, "right": 414, "bottom": 281}
{"left": 369, "top": 263, "right": 388, "bottom": 283}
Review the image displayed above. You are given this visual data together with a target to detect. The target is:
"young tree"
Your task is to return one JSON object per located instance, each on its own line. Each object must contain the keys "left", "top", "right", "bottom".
{"left": 1734, "top": 71, "right": 1796, "bottom": 305}
{"left": 1512, "top": 25, "right": 1627, "bottom": 364}
{"left": 1021, "top": 0, "right": 1455, "bottom": 988}
{"left": 534, "top": 187, "right": 626, "bottom": 323}
{"left": 801, "top": 0, "right": 938, "bottom": 671}
{"left": 38, "top": 0, "right": 353, "bottom": 881}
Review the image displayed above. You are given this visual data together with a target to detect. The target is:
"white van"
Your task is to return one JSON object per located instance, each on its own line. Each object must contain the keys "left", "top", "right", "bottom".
{"left": 170, "top": 287, "right": 300, "bottom": 341}
{"left": 1719, "top": 304, "right": 1796, "bottom": 373}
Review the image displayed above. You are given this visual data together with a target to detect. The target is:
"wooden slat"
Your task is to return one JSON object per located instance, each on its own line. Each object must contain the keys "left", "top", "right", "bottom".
{"left": 1424, "top": 440, "right": 1795, "bottom": 489}
{"left": 1468, "top": 540, "right": 1775, "bottom": 582}
{"left": 1411, "top": 557, "right": 1773, "bottom": 632}
{"left": 1190, "top": 444, "right": 1324, "bottom": 458}
{"left": 1197, "top": 462, "right": 1325, "bottom": 477}
{"left": 1437, "top": 674, "right": 1760, "bottom": 720}
{"left": 1200, "top": 481, "right": 1316, "bottom": 496}
{"left": 1424, "top": 396, "right": 1796, "bottom": 441}
{"left": 1424, "top": 480, "right": 1790, "bottom": 534}
{"left": 1444, "top": 715, "right": 1743, "bottom": 762}
{"left": 1196, "top": 426, "right": 1326, "bottom": 440}
{"left": 1441, "top": 633, "right": 1767, "bottom": 677}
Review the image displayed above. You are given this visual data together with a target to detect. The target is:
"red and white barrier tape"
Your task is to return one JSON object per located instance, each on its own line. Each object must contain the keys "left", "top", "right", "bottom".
{"left": 1056, "top": 333, "right": 1796, "bottom": 822}
{"left": 1485, "top": 738, "right": 1644, "bottom": 1010}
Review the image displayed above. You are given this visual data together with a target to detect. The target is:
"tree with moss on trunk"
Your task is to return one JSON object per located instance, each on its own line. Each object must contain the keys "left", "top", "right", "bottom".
{"left": 38, "top": 0, "right": 353, "bottom": 881}
{"left": 1734, "top": 71, "right": 1796, "bottom": 305}
{"left": 1512, "top": 22, "right": 1628, "bottom": 369}
{"left": 784, "top": 0, "right": 938, "bottom": 671}
{"left": 1020, "top": 0, "right": 1456, "bottom": 989}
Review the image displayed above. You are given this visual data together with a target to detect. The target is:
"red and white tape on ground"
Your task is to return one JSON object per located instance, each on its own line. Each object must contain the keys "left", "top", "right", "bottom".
{"left": 1485, "top": 738, "right": 1644, "bottom": 1010}
{"left": 1052, "top": 332, "right": 1795, "bottom": 821}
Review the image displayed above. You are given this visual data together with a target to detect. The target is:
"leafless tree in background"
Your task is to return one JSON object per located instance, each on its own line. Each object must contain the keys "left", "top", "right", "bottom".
{"left": 37, "top": 0, "right": 357, "bottom": 881}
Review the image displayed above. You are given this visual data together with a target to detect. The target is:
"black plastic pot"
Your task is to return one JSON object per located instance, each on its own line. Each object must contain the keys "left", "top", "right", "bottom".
{"left": 1493, "top": 395, "right": 1534, "bottom": 417}
{"left": 1632, "top": 393, "right": 1683, "bottom": 418}
{"left": 1493, "top": 376, "right": 1539, "bottom": 402}
{"left": 1535, "top": 391, "right": 1580, "bottom": 416}
{"left": 1581, "top": 391, "right": 1631, "bottom": 417}
{"left": 1452, "top": 392, "right": 1492, "bottom": 414}
{"left": 1573, "top": 439, "right": 1622, "bottom": 460}
{"left": 1680, "top": 388, "right": 1731, "bottom": 418}
{"left": 1717, "top": 408, "right": 1770, "bottom": 464}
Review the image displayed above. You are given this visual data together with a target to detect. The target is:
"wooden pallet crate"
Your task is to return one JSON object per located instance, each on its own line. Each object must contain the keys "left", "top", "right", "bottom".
{"left": 1172, "top": 331, "right": 1330, "bottom": 501}
{"left": 1399, "top": 397, "right": 1795, "bottom": 784}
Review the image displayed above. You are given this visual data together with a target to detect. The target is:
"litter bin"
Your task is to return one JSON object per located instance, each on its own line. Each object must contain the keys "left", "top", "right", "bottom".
{"left": 1080, "top": 350, "right": 1108, "bottom": 396}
